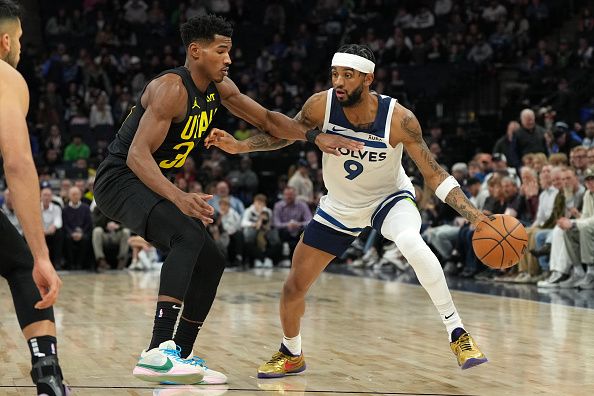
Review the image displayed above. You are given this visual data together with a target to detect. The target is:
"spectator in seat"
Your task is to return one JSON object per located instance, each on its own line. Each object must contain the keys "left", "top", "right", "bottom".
{"left": 92, "top": 205, "right": 130, "bottom": 271}
{"left": 218, "top": 197, "right": 243, "bottom": 266}
{"left": 515, "top": 108, "right": 548, "bottom": 157}
{"left": 89, "top": 91, "right": 114, "bottom": 129}
{"left": 249, "top": 210, "right": 280, "bottom": 268}
{"left": 209, "top": 180, "right": 244, "bottom": 216}
{"left": 570, "top": 146, "right": 589, "bottom": 182}
{"left": 493, "top": 120, "right": 521, "bottom": 168}
{"left": 537, "top": 167, "right": 589, "bottom": 287}
{"left": 273, "top": 186, "right": 312, "bottom": 267}
{"left": 582, "top": 120, "right": 594, "bottom": 148}
{"left": 288, "top": 159, "right": 314, "bottom": 206}
{"left": 242, "top": 194, "right": 273, "bottom": 243}
{"left": 63, "top": 134, "right": 90, "bottom": 161}
{"left": 514, "top": 166, "right": 563, "bottom": 283}
{"left": 62, "top": 187, "right": 92, "bottom": 270}
{"left": 561, "top": 166, "right": 594, "bottom": 289}
{"left": 41, "top": 187, "right": 63, "bottom": 268}
{"left": 549, "top": 121, "right": 582, "bottom": 156}
{"left": 587, "top": 147, "right": 594, "bottom": 167}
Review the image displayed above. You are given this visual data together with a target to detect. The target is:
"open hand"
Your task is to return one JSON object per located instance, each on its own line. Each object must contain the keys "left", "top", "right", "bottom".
{"left": 32, "top": 258, "right": 62, "bottom": 309}
{"left": 204, "top": 128, "right": 243, "bottom": 154}
{"left": 314, "top": 133, "right": 364, "bottom": 155}
{"left": 174, "top": 192, "right": 215, "bottom": 223}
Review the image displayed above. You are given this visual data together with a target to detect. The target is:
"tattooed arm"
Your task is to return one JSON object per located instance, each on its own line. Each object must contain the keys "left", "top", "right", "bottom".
{"left": 217, "top": 79, "right": 364, "bottom": 154}
{"left": 393, "top": 103, "right": 486, "bottom": 225}
{"left": 204, "top": 128, "right": 293, "bottom": 154}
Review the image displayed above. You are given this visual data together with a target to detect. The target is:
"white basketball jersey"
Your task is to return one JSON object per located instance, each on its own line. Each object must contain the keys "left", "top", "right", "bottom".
{"left": 320, "top": 88, "right": 413, "bottom": 211}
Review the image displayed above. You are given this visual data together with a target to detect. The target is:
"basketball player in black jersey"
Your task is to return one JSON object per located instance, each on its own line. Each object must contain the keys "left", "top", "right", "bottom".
{"left": 0, "top": 1, "right": 68, "bottom": 395}
{"left": 94, "top": 14, "right": 363, "bottom": 385}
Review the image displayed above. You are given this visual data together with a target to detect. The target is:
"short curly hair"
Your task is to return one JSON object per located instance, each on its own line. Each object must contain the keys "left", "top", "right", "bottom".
{"left": 0, "top": 0, "right": 22, "bottom": 23}
{"left": 180, "top": 14, "right": 233, "bottom": 48}
{"left": 336, "top": 44, "right": 376, "bottom": 64}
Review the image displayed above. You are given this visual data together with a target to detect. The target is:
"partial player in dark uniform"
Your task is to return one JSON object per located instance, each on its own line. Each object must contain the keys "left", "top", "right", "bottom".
{"left": 0, "top": 1, "right": 68, "bottom": 395}
{"left": 94, "top": 14, "right": 363, "bottom": 385}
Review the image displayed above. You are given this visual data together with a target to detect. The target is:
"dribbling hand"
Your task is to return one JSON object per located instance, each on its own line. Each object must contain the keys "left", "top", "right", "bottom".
{"left": 32, "top": 257, "right": 62, "bottom": 309}
{"left": 314, "top": 133, "right": 364, "bottom": 155}
{"left": 174, "top": 192, "right": 215, "bottom": 223}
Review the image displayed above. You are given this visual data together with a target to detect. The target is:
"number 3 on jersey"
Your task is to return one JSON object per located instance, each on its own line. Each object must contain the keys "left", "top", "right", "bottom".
{"left": 344, "top": 160, "right": 364, "bottom": 180}
{"left": 159, "top": 142, "right": 194, "bottom": 169}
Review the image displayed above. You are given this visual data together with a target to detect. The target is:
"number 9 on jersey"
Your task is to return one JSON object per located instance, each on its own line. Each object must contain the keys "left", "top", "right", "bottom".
{"left": 344, "top": 160, "right": 364, "bottom": 180}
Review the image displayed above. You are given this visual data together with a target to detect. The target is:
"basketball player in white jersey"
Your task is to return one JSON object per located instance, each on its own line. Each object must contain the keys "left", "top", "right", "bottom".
{"left": 206, "top": 44, "right": 488, "bottom": 377}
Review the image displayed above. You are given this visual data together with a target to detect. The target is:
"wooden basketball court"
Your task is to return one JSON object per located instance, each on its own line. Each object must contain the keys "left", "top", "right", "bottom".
{"left": 1, "top": 268, "right": 593, "bottom": 395}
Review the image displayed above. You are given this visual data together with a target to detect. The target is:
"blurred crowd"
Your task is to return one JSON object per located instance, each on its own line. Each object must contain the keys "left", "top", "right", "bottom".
{"left": 1, "top": 0, "right": 593, "bottom": 288}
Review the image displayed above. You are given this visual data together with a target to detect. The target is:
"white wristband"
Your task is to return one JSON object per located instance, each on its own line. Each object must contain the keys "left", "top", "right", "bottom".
{"left": 435, "top": 176, "right": 460, "bottom": 202}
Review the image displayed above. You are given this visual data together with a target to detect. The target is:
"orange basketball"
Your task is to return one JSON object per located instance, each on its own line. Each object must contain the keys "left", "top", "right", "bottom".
{"left": 472, "top": 214, "right": 528, "bottom": 269}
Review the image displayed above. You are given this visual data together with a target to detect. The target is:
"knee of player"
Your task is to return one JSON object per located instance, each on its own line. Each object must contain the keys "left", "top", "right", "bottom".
{"left": 283, "top": 277, "right": 309, "bottom": 298}
{"left": 394, "top": 229, "right": 426, "bottom": 254}
{"left": 170, "top": 220, "right": 206, "bottom": 248}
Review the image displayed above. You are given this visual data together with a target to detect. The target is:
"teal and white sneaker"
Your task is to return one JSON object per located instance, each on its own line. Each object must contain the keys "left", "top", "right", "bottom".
{"left": 153, "top": 385, "right": 229, "bottom": 395}
{"left": 133, "top": 340, "right": 205, "bottom": 385}
{"left": 185, "top": 354, "right": 228, "bottom": 384}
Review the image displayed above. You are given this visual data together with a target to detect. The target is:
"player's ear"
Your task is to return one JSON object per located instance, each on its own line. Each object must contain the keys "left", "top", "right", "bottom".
{"left": 0, "top": 33, "right": 10, "bottom": 53}
{"left": 188, "top": 42, "right": 201, "bottom": 61}
{"left": 364, "top": 72, "right": 374, "bottom": 87}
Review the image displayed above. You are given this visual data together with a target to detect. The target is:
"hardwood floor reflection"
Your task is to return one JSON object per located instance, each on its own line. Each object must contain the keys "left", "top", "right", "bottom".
{"left": 1, "top": 268, "right": 593, "bottom": 395}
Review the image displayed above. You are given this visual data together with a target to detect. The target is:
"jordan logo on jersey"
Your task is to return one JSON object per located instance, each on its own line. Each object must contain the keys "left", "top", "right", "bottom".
{"left": 192, "top": 98, "right": 200, "bottom": 109}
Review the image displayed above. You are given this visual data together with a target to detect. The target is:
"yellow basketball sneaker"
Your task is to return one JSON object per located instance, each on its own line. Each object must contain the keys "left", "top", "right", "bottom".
{"left": 257, "top": 345, "right": 306, "bottom": 378}
{"left": 450, "top": 328, "right": 488, "bottom": 369}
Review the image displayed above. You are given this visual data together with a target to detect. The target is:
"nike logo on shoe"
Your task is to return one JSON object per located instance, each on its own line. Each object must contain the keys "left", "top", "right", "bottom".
{"left": 445, "top": 312, "right": 455, "bottom": 319}
{"left": 137, "top": 357, "right": 174, "bottom": 373}
{"left": 172, "top": 305, "right": 182, "bottom": 309}
{"left": 284, "top": 361, "right": 298, "bottom": 371}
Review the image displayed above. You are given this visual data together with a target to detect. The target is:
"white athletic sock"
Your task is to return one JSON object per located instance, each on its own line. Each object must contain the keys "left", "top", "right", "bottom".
{"left": 282, "top": 334, "right": 301, "bottom": 356}
{"left": 436, "top": 301, "right": 464, "bottom": 341}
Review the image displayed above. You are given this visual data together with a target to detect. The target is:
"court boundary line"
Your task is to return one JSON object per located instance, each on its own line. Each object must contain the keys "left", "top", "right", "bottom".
{"left": 0, "top": 385, "right": 477, "bottom": 395}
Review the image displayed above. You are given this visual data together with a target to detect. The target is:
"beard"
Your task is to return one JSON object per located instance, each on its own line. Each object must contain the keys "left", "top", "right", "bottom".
{"left": 3, "top": 48, "right": 19, "bottom": 68}
{"left": 338, "top": 84, "right": 363, "bottom": 107}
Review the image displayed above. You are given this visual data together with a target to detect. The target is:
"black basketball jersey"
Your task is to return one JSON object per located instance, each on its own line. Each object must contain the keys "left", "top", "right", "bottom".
{"left": 107, "top": 66, "right": 220, "bottom": 173}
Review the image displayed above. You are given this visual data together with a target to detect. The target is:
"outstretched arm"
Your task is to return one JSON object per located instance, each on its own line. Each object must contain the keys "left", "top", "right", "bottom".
{"left": 204, "top": 128, "right": 294, "bottom": 153}
{"left": 216, "top": 78, "right": 364, "bottom": 154}
{"left": 217, "top": 77, "right": 306, "bottom": 140}
{"left": 394, "top": 104, "right": 486, "bottom": 225}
